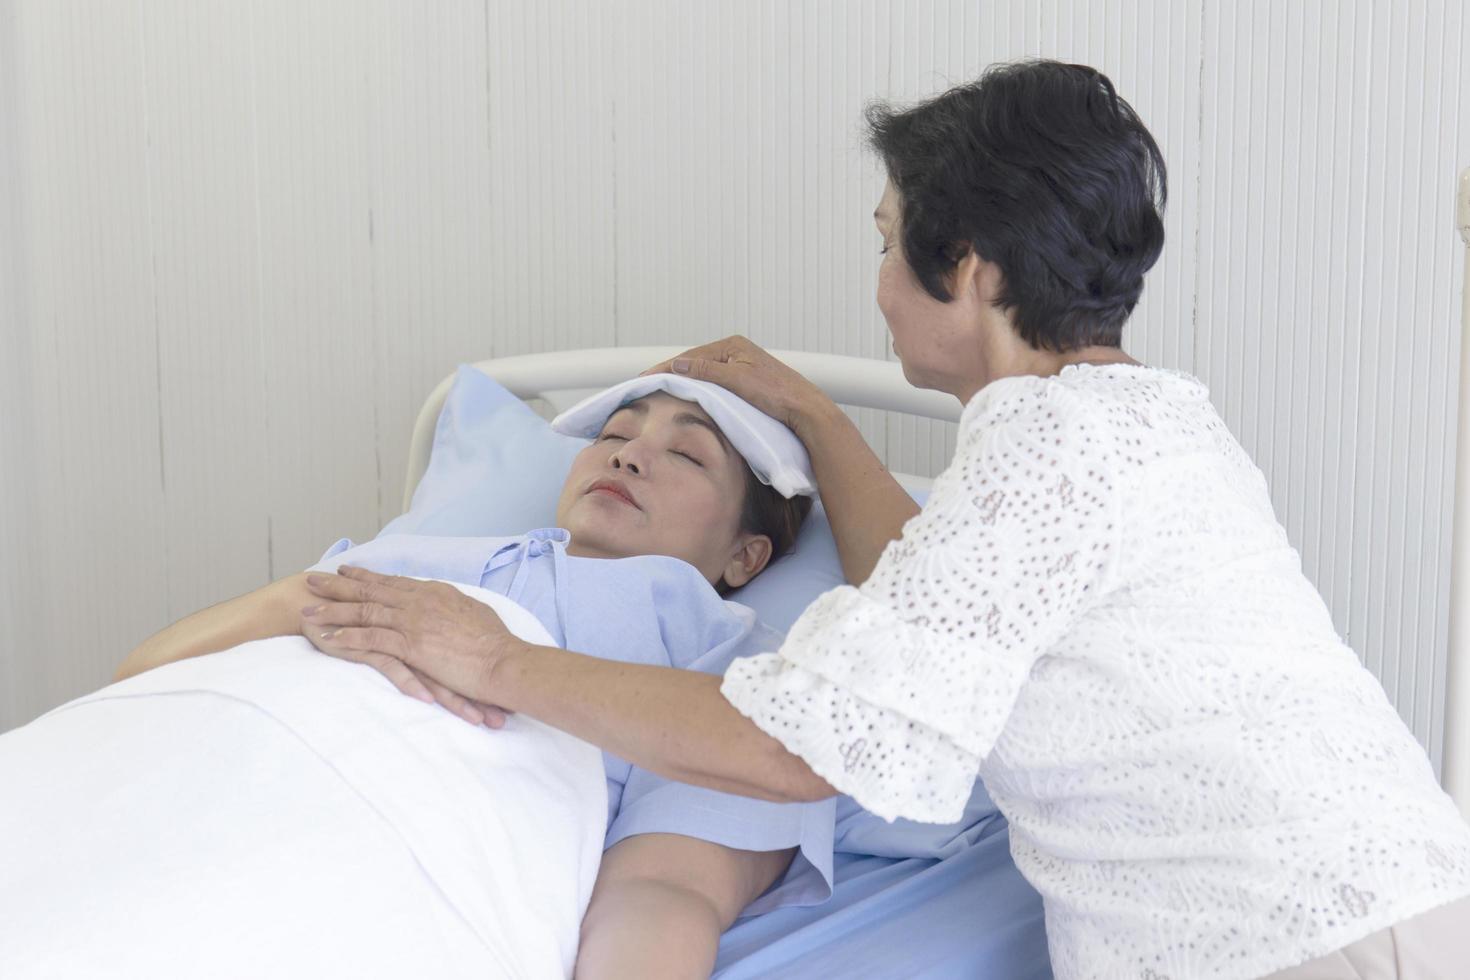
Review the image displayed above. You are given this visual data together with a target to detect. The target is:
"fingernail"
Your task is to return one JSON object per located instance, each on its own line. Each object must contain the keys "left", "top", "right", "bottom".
{"left": 415, "top": 691, "right": 435, "bottom": 704}
{"left": 319, "top": 629, "right": 339, "bottom": 641}
{"left": 301, "top": 605, "right": 321, "bottom": 617}
{"left": 671, "top": 358, "right": 691, "bottom": 374}
{"left": 306, "top": 575, "right": 325, "bottom": 588}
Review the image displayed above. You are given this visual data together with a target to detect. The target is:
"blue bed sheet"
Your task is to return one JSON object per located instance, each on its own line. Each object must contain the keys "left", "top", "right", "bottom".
{"left": 714, "top": 819, "right": 1052, "bottom": 979}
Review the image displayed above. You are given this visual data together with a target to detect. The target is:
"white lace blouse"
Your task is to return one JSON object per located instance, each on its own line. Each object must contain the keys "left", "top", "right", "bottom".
{"left": 721, "top": 363, "right": 1470, "bottom": 980}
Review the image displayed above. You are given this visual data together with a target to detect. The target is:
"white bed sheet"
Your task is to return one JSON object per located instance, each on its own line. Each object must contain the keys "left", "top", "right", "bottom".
{"left": 0, "top": 584, "right": 606, "bottom": 979}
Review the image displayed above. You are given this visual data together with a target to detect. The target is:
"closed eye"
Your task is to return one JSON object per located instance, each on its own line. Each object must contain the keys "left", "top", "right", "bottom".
{"left": 596, "top": 432, "right": 628, "bottom": 442}
{"left": 672, "top": 450, "right": 704, "bottom": 467}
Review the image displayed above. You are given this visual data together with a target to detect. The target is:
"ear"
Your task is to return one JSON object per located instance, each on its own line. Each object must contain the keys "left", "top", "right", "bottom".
{"left": 946, "top": 244, "right": 1003, "bottom": 305}
{"left": 721, "top": 534, "right": 774, "bottom": 590}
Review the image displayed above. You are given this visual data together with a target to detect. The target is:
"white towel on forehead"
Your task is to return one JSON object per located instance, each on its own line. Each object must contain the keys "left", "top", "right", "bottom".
{"left": 550, "top": 374, "right": 818, "bottom": 498}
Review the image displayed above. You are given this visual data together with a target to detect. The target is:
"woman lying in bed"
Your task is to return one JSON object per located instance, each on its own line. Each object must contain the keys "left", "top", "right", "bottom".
{"left": 36, "top": 383, "right": 828, "bottom": 979}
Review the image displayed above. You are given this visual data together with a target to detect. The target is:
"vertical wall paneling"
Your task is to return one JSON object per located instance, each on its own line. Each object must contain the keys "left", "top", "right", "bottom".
{"left": 251, "top": 0, "right": 380, "bottom": 574}
{"left": 1, "top": 1, "right": 1466, "bottom": 781}
{"left": 0, "top": 1, "right": 31, "bottom": 724}
{"left": 1, "top": 3, "right": 171, "bottom": 720}
{"left": 143, "top": 1, "right": 273, "bottom": 620}
{"left": 611, "top": 1, "right": 897, "bottom": 461}
{"left": 1197, "top": 0, "right": 1470, "bottom": 769}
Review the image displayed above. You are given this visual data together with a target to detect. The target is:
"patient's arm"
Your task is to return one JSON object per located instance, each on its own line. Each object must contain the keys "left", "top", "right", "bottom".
{"left": 574, "top": 834, "right": 795, "bottom": 979}
{"left": 113, "top": 573, "right": 315, "bottom": 682}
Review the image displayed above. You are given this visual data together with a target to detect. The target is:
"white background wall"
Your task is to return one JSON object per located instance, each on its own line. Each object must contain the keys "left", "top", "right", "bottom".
{"left": 1, "top": 1, "right": 1467, "bottom": 774}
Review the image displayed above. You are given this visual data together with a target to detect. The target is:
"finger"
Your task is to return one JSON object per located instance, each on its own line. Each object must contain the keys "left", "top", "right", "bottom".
{"left": 301, "top": 598, "right": 405, "bottom": 631}
{"left": 411, "top": 666, "right": 486, "bottom": 727}
{"left": 315, "top": 625, "right": 410, "bottom": 661}
{"left": 367, "top": 654, "right": 437, "bottom": 703}
{"left": 304, "top": 572, "right": 379, "bottom": 602}
{"left": 337, "top": 565, "right": 425, "bottom": 593}
{"left": 474, "top": 702, "right": 512, "bottom": 729}
{"left": 664, "top": 354, "right": 737, "bottom": 386}
{"left": 303, "top": 569, "right": 412, "bottom": 606}
{"left": 308, "top": 638, "right": 435, "bottom": 705}
{"left": 640, "top": 337, "right": 744, "bottom": 377}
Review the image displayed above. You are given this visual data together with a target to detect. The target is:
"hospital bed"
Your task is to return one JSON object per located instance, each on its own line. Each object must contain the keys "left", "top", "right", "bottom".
{"left": 403, "top": 348, "right": 1053, "bottom": 978}
{"left": 402, "top": 347, "right": 959, "bottom": 509}
{"left": 395, "top": 166, "right": 1470, "bottom": 970}
{"left": 400, "top": 158, "right": 1470, "bottom": 826}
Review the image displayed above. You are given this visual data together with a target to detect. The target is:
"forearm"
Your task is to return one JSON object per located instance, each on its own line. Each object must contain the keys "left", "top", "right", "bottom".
{"left": 575, "top": 833, "right": 794, "bottom": 979}
{"left": 114, "top": 573, "right": 310, "bottom": 682}
{"left": 574, "top": 879, "right": 723, "bottom": 979}
{"left": 496, "top": 645, "right": 835, "bottom": 804}
{"left": 795, "top": 400, "right": 920, "bottom": 585}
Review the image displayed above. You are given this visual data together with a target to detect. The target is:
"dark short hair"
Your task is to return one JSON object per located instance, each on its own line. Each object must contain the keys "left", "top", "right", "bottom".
{"left": 865, "top": 60, "right": 1167, "bottom": 351}
{"left": 719, "top": 465, "right": 813, "bottom": 595}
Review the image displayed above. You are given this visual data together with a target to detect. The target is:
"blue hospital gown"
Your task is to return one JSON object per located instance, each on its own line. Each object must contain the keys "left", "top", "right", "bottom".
{"left": 308, "top": 529, "right": 835, "bottom": 915}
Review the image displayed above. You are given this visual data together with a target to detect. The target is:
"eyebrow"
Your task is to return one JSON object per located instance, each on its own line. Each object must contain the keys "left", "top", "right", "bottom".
{"left": 673, "top": 412, "right": 731, "bottom": 452}
{"left": 606, "top": 403, "right": 733, "bottom": 455}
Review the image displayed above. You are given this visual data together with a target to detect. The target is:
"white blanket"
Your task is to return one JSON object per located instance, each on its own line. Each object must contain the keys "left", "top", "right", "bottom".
{"left": 0, "top": 583, "right": 607, "bottom": 979}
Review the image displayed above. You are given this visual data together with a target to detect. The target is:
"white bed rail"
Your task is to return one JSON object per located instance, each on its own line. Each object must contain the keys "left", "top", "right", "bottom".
{"left": 1447, "top": 168, "right": 1470, "bottom": 819}
{"left": 402, "top": 346, "right": 961, "bottom": 512}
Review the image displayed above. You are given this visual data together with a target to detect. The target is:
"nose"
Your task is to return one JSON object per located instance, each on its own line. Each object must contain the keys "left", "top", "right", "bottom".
{"left": 608, "top": 440, "right": 648, "bottom": 476}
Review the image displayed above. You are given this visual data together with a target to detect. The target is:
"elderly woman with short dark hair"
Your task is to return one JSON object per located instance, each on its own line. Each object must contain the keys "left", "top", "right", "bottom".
{"left": 304, "top": 60, "right": 1470, "bottom": 978}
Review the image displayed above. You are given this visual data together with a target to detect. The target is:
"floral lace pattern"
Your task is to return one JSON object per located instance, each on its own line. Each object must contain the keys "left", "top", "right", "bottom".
{"left": 721, "top": 364, "right": 1470, "bottom": 979}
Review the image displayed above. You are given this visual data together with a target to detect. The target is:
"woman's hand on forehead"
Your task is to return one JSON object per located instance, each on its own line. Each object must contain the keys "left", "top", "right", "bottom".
{"left": 642, "top": 336, "right": 833, "bottom": 439}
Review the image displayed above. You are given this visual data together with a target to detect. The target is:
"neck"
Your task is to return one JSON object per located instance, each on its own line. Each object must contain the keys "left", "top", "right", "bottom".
{"left": 563, "top": 536, "right": 726, "bottom": 589}
{"left": 953, "top": 334, "right": 1140, "bottom": 405}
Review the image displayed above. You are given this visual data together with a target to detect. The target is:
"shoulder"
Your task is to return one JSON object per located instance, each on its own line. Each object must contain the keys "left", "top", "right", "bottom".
{"left": 954, "top": 364, "right": 1212, "bottom": 476}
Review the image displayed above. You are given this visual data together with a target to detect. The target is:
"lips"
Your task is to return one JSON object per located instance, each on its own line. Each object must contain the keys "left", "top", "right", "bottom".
{"left": 586, "top": 478, "right": 640, "bottom": 510}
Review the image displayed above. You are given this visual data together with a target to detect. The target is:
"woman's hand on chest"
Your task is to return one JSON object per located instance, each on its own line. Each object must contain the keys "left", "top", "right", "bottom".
{"left": 300, "top": 566, "right": 519, "bottom": 728}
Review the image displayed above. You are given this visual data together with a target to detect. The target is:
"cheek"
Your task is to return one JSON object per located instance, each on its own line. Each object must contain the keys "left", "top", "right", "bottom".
{"left": 662, "top": 473, "right": 741, "bottom": 537}
{"left": 876, "top": 260, "right": 912, "bottom": 327}
{"left": 554, "top": 453, "right": 598, "bottom": 521}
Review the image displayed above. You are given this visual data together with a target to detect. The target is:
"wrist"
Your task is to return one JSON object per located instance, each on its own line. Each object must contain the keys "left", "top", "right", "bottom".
{"left": 790, "top": 394, "right": 847, "bottom": 445}
{"left": 268, "top": 572, "right": 314, "bottom": 632}
{"left": 488, "top": 637, "right": 543, "bottom": 711}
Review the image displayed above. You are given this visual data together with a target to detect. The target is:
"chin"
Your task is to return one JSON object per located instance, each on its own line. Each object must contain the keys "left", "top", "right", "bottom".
{"left": 896, "top": 355, "right": 952, "bottom": 395}
{"left": 564, "top": 517, "right": 637, "bottom": 559}
{"left": 896, "top": 355, "right": 928, "bottom": 388}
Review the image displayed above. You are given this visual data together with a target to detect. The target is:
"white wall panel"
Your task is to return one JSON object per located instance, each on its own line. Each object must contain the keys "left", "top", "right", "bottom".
{"left": 1, "top": 0, "right": 1465, "bottom": 782}
{"left": 250, "top": 0, "right": 381, "bottom": 574}
{"left": 477, "top": 0, "right": 617, "bottom": 359}
{"left": 142, "top": 1, "right": 273, "bottom": 621}
{"left": 609, "top": 0, "right": 897, "bottom": 460}
{"left": 0, "top": 2, "right": 170, "bottom": 724}
{"left": 1197, "top": 0, "right": 1470, "bottom": 770}
{"left": 0, "top": 1, "right": 22, "bottom": 725}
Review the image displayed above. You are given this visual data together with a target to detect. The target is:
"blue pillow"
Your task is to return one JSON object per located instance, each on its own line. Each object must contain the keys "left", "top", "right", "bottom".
{"left": 381, "top": 364, "right": 923, "bottom": 633}
{"left": 728, "top": 498, "right": 845, "bottom": 633}
{"left": 379, "top": 365, "right": 588, "bottom": 538}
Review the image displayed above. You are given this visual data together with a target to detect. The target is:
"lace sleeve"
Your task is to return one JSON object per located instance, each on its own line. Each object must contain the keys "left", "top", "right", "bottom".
{"left": 722, "top": 381, "right": 1123, "bottom": 822}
